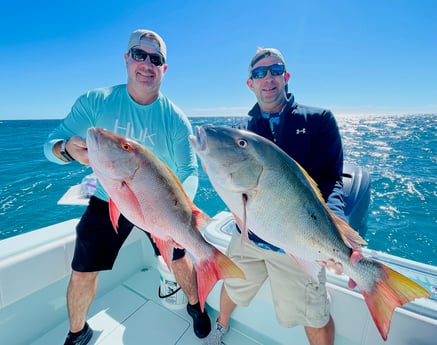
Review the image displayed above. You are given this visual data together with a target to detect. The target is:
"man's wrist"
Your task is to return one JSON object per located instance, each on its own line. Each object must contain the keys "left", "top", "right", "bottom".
{"left": 59, "top": 139, "right": 75, "bottom": 162}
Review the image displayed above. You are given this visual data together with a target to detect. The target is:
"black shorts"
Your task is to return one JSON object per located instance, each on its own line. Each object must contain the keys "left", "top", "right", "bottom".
{"left": 72, "top": 196, "right": 186, "bottom": 272}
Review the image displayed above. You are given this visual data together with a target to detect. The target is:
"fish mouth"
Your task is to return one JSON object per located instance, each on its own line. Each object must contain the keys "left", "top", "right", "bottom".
{"left": 190, "top": 126, "right": 208, "bottom": 152}
{"left": 86, "top": 127, "right": 111, "bottom": 154}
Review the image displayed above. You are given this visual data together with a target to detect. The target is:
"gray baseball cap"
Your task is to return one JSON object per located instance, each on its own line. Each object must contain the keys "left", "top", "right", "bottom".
{"left": 127, "top": 29, "right": 167, "bottom": 61}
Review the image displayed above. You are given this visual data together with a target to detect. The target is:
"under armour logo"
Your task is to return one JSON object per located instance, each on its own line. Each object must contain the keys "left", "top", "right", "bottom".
{"left": 296, "top": 128, "right": 306, "bottom": 134}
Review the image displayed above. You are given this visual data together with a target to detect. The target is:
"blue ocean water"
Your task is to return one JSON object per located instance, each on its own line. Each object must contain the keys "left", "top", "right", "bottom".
{"left": 0, "top": 115, "right": 436, "bottom": 266}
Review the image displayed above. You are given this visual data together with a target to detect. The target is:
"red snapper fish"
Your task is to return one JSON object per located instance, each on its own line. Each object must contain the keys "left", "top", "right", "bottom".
{"left": 86, "top": 127, "right": 245, "bottom": 310}
{"left": 189, "top": 125, "right": 430, "bottom": 341}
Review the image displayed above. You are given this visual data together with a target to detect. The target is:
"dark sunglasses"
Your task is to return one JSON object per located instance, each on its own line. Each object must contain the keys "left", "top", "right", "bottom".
{"left": 251, "top": 64, "right": 285, "bottom": 79}
{"left": 130, "top": 48, "right": 165, "bottom": 66}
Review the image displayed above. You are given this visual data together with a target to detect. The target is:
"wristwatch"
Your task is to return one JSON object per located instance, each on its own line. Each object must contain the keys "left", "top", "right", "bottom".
{"left": 59, "top": 140, "right": 75, "bottom": 162}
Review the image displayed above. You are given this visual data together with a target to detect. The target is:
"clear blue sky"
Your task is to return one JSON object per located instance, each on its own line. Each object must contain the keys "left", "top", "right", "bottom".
{"left": 1, "top": 0, "right": 436, "bottom": 120}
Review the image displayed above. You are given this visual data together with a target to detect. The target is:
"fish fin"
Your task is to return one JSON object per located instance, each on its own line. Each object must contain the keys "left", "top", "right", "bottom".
{"left": 287, "top": 253, "right": 322, "bottom": 283}
{"left": 232, "top": 212, "right": 248, "bottom": 258}
{"left": 238, "top": 193, "right": 250, "bottom": 257}
{"left": 191, "top": 206, "right": 213, "bottom": 230}
{"left": 242, "top": 193, "right": 249, "bottom": 240}
{"left": 200, "top": 161, "right": 208, "bottom": 173}
{"left": 294, "top": 159, "right": 326, "bottom": 203}
{"left": 196, "top": 248, "right": 246, "bottom": 312}
{"left": 108, "top": 198, "right": 121, "bottom": 234}
{"left": 359, "top": 260, "right": 430, "bottom": 340}
{"left": 295, "top": 159, "right": 367, "bottom": 251}
{"left": 333, "top": 214, "right": 367, "bottom": 249}
{"left": 350, "top": 248, "right": 363, "bottom": 265}
{"left": 232, "top": 214, "right": 248, "bottom": 241}
{"left": 151, "top": 235, "right": 174, "bottom": 271}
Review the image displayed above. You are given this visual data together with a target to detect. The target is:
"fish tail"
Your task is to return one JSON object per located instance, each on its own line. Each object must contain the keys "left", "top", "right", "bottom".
{"left": 196, "top": 249, "right": 245, "bottom": 312}
{"left": 360, "top": 262, "right": 430, "bottom": 341}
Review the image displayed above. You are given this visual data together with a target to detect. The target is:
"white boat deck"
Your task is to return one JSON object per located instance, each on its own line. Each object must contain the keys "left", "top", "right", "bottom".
{"left": 29, "top": 264, "right": 437, "bottom": 345}
{"left": 30, "top": 267, "right": 265, "bottom": 345}
{"left": 1, "top": 214, "right": 437, "bottom": 345}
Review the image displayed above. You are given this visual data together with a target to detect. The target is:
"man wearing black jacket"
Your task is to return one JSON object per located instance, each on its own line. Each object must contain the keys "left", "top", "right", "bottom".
{"left": 203, "top": 47, "right": 345, "bottom": 345}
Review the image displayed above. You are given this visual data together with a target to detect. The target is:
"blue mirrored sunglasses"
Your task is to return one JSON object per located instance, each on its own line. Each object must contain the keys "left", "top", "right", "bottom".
{"left": 130, "top": 48, "right": 165, "bottom": 66}
{"left": 251, "top": 64, "right": 285, "bottom": 79}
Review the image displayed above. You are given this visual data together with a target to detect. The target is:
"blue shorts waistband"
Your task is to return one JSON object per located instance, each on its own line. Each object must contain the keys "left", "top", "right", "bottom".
{"left": 235, "top": 224, "right": 285, "bottom": 253}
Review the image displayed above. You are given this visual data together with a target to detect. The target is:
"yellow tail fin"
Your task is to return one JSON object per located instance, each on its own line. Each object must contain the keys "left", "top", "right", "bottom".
{"left": 196, "top": 249, "right": 246, "bottom": 312}
{"left": 361, "top": 262, "right": 430, "bottom": 340}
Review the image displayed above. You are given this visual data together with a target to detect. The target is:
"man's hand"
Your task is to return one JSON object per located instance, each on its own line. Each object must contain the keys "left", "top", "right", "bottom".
{"left": 318, "top": 248, "right": 362, "bottom": 289}
{"left": 65, "top": 136, "right": 89, "bottom": 165}
{"left": 318, "top": 258, "right": 344, "bottom": 275}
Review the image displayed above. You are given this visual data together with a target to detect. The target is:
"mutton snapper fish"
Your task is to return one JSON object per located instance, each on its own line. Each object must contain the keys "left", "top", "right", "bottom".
{"left": 189, "top": 125, "right": 430, "bottom": 341}
{"left": 86, "top": 127, "right": 245, "bottom": 310}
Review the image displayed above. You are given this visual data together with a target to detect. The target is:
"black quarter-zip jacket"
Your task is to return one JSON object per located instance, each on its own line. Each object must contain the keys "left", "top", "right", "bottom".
{"left": 247, "top": 94, "right": 345, "bottom": 220}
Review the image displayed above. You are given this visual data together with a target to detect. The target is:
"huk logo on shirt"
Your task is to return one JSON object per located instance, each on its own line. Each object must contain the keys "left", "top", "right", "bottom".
{"left": 296, "top": 128, "right": 306, "bottom": 135}
{"left": 112, "top": 120, "right": 156, "bottom": 145}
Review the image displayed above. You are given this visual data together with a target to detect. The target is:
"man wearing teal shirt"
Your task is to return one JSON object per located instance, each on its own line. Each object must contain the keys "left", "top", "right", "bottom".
{"left": 44, "top": 29, "right": 211, "bottom": 345}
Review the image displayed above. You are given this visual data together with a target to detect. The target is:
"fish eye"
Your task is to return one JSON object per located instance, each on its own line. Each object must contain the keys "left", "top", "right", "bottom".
{"left": 120, "top": 142, "right": 132, "bottom": 151}
{"left": 236, "top": 138, "right": 248, "bottom": 148}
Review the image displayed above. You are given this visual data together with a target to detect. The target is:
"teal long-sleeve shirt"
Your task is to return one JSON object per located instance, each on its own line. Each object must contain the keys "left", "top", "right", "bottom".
{"left": 44, "top": 84, "right": 198, "bottom": 200}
